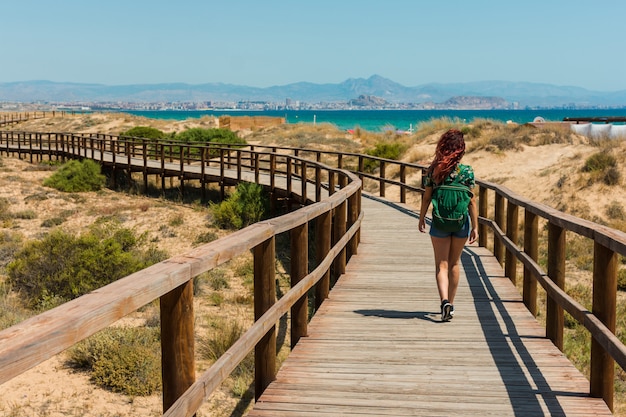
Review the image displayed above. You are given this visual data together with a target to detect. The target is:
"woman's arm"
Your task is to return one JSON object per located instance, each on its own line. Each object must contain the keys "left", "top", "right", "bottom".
{"left": 468, "top": 192, "right": 478, "bottom": 244}
{"left": 418, "top": 186, "right": 433, "bottom": 233}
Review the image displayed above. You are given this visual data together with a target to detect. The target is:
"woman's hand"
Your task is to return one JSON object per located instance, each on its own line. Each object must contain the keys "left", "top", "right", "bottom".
{"left": 418, "top": 218, "right": 427, "bottom": 233}
{"left": 468, "top": 228, "right": 479, "bottom": 244}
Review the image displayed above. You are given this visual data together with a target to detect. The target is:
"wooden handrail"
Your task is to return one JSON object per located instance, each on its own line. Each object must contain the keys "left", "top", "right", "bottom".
{"left": 477, "top": 179, "right": 626, "bottom": 411}
{"left": 1, "top": 130, "right": 626, "bottom": 412}
{"left": 0, "top": 111, "right": 71, "bottom": 127}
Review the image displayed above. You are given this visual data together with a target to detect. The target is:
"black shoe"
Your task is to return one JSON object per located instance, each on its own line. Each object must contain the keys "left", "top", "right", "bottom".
{"left": 441, "top": 300, "right": 452, "bottom": 322}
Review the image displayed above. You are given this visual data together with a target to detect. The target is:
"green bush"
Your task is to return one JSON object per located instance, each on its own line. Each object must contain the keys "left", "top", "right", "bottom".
{"left": 66, "top": 326, "right": 161, "bottom": 396}
{"left": 175, "top": 127, "right": 244, "bottom": 145}
{"left": 43, "top": 159, "right": 106, "bottom": 192}
{"left": 363, "top": 141, "right": 407, "bottom": 173}
{"left": 6, "top": 220, "right": 168, "bottom": 307}
{"left": 210, "top": 182, "right": 267, "bottom": 229}
{"left": 120, "top": 126, "right": 166, "bottom": 140}
{"left": 167, "top": 127, "right": 245, "bottom": 159}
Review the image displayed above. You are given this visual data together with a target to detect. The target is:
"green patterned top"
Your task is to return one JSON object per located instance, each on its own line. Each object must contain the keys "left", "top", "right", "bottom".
{"left": 423, "top": 163, "right": 475, "bottom": 189}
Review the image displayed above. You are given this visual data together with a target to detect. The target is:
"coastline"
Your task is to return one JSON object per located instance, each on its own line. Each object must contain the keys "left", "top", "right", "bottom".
{"left": 118, "top": 108, "right": 626, "bottom": 132}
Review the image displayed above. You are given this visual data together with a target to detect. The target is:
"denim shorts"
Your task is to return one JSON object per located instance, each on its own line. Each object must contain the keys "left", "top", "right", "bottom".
{"left": 429, "top": 216, "right": 471, "bottom": 239}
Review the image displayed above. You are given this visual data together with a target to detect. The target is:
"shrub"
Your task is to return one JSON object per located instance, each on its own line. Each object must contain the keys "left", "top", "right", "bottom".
{"left": 171, "top": 127, "right": 246, "bottom": 159}
{"left": 583, "top": 152, "right": 616, "bottom": 173}
{"left": 582, "top": 152, "right": 620, "bottom": 186}
{"left": 618, "top": 269, "right": 626, "bottom": 292}
{"left": 0, "top": 230, "right": 22, "bottom": 268}
{"left": 603, "top": 167, "right": 621, "bottom": 186}
{"left": 606, "top": 201, "right": 625, "bottom": 220}
{"left": 363, "top": 141, "right": 407, "bottom": 173}
{"left": 120, "top": 126, "right": 166, "bottom": 140}
{"left": 43, "top": 159, "right": 106, "bottom": 192}
{"left": 0, "top": 197, "right": 10, "bottom": 221}
{"left": 210, "top": 182, "right": 267, "bottom": 229}
{"left": 194, "top": 230, "right": 219, "bottom": 245}
{"left": 198, "top": 317, "right": 254, "bottom": 390}
{"left": 66, "top": 326, "right": 161, "bottom": 396}
{"left": 6, "top": 220, "right": 167, "bottom": 307}
{"left": 175, "top": 127, "right": 244, "bottom": 145}
{"left": 13, "top": 209, "right": 36, "bottom": 219}
{"left": 208, "top": 269, "right": 230, "bottom": 290}
{"left": 490, "top": 135, "right": 522, "bottom": 151}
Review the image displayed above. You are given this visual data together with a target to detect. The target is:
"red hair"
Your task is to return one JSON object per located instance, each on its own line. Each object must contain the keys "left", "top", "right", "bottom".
{"left": 428, "top": 129, "right": 466, "bottom": 184}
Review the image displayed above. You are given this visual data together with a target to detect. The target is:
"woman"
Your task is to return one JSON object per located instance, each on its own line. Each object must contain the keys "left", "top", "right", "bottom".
{"left": 418, "top": 129, "right": 478, "bottom": 322}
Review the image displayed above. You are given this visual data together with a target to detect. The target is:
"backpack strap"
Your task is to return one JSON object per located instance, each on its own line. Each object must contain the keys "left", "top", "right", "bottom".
{"left": 433, "top": 175, "right": 474, "bottom": 197}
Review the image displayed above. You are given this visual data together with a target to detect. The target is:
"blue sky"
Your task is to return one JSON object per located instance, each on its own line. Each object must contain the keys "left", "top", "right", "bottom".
{"left": 2, "top": 0, "right": 625, "bottom": 91}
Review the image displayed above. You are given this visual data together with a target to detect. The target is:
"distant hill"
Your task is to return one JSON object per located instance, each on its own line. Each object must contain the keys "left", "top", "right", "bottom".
{"left": 2, "top": 75, "right": 626, "bottom": 107}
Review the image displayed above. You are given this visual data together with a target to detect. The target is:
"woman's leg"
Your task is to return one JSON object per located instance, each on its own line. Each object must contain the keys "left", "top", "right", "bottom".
{"left": 447, "top": 236, "right": 468, "bottom": 305}
{"left": 430, "top": 236, "right": 452, "bottom": 302}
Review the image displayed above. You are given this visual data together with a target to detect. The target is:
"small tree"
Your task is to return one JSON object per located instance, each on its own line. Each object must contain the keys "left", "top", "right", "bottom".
{"left": 7, "top": 220, "right": 168, "bottom": 307}
{"left": 175, "top": 127, "right": 246, "bottom": 157}
{"left": 210, "top": 182, "right": 267, "bottom": 229}
{"left": 119, "top": 126, "right": 166, "bottom": 140}
{"left": 43, "top": 159, "right": 106, "bottom": 192}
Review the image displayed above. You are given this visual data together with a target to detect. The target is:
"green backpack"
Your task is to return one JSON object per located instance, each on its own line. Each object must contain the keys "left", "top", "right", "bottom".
{"left": 431, "top": 176, "right": 473, "bottom": 232}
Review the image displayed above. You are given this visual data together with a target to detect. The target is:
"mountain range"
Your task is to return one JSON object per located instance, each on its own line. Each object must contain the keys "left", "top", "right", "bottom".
{"left": 2, "top": 75, "right": 626, "bottom": 108}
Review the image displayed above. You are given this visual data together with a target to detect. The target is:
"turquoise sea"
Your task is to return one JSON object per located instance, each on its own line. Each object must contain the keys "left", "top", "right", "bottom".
{"left": 121, "top": 108, "right": 626, "bottom": 132}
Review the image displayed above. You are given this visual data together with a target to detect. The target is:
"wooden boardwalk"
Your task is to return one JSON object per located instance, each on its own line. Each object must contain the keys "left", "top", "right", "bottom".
{"left": 247, "top": 195, "right": 613, "bottom": 417}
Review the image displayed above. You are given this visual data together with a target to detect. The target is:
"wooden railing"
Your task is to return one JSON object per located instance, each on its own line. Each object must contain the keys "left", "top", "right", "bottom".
{"left": 0, "top": 132, "right": 362, "bottom": 416}
{"left": 0, "top": 111, "right": 70, "bottom": 126}
{"left": 1, "top": 131, "right": 626, "bottom": 412}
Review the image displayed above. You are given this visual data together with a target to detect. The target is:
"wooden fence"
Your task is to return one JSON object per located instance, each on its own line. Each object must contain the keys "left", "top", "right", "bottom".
{"left": 0, "top": 111, "right": 70, "bottom": 126}
{"left": 1, "top": 132, "right": 626, "bottom": 412}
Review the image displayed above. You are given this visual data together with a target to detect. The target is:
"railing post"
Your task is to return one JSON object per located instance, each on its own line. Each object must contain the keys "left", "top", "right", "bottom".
{"left": 494, "top": 192, "right": 505, "bottom": 264}
{"left": 347, "top": 188, "right": 359, "bottom": 259}
{"left": 328, "top": 170, "right": 335, "bottom": 196}
{"left": 160, "top": 281, "right": 195, "bottom": 413}
{"left": 358, "top": 156, "right": 364, "bottom": 183}
{"left": 142, "top": 142, "right": 148, "bottom": 192}
{"left": 590, "top": 242, "right": 617, "bottom": 410}
{"left": 400, "top": 164, "right": 406, "bottom": 203}
{"left": 290, "top": 223, "right": 308, "bottom": 348}
{"left": 254, "top": 236, "right": 276, "bottom": 400}
{"left": 478, "top": 186, "right": 488, "bottom": 248}
{"left": 270, "top": 153, "right": 276, "bottom": 213}
{"left": 523, "top": 210, "right": 538, "bottom": 316}
{"left": 200, "top": 148, "right": 207, "bottom": 202}
{"left": 315, "top": 210, "right": 332, "bottom": 310}
{"left": 505, "top": 201, "right": 519, "bottom": 285}
{"left": 332, "top": 200, "right": 347, "bottom": 284}
{"left": 546, "top": 222, "right": 565, "bottom": 351}
{"left": 237, "top": 149, "right": 242, "bottom": 181}
{"left": 315, "top": 165, "right": 322, "bottom": 202}
{"left": 300, "top": 161, "right": 308, "bottom": 205}
{"left": 379, "top": 160, "right": 386, "bottom": 198}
